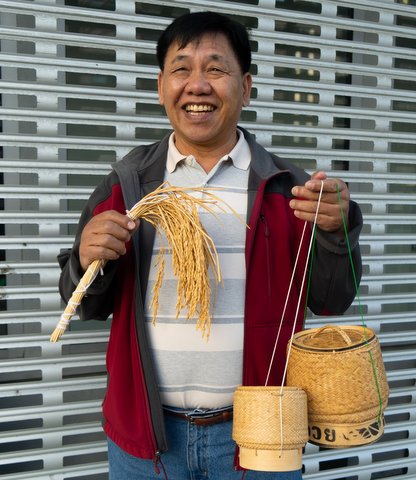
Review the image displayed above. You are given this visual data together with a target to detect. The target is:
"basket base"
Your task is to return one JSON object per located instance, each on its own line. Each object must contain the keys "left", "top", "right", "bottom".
{"left": 308, "top": 417, "right": 385, "bottom": 448}
{"left": 239, "top": 447, "right": 303, "bottom": 472}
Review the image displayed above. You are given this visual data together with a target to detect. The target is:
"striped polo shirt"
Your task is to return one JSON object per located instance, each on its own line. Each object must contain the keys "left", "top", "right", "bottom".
{"left": 144, "top": 130, "right": 250, "bottom": 409}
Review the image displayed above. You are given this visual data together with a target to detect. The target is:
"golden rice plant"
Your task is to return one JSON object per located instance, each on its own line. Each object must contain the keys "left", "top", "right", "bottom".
{"left": 50, "top": 182, "right": 242, "bottom": 342}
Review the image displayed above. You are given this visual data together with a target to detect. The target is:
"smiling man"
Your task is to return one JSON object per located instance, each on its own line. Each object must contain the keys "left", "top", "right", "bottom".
{"left": 157, "top": 31, "right": 252, "bottom": 172}
{"left": 58, "top": 11, "right": 363, "bottom": 479}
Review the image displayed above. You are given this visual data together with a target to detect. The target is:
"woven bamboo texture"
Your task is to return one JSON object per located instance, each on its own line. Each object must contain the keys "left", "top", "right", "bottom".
{"left": 232, "top": 386, "right": 308, "bottom": 449}
{"left": 286, "top": 325, "right": 389, "bottom": 425}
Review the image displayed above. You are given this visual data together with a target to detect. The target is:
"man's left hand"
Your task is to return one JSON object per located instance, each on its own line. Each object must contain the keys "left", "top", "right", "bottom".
{"left": 289, "top": 171, "right": 350, "bottom": 234}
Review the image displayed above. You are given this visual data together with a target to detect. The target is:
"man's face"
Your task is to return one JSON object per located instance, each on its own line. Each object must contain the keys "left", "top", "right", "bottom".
{"left": 158, "top": 33, "right": 252, "bottom": 156}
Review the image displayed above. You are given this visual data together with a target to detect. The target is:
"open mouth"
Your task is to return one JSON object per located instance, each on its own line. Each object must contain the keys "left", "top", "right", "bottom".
{"left": 184, "top": 104, "right": 215, "bottom": 113}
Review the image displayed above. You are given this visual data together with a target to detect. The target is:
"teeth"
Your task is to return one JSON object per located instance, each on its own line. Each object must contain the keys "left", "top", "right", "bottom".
{"left": 185, "top": 104, "right": 214, "bottom": 112}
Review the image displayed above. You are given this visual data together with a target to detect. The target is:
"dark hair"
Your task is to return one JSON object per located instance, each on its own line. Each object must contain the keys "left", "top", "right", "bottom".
{"left": 156, "top": 11, "right": 251, "bottom": 74}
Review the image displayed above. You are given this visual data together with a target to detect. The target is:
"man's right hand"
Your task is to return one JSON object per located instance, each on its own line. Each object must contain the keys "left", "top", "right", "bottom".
{"left": 79, "top": 211, "right": 139, "bottom": 271}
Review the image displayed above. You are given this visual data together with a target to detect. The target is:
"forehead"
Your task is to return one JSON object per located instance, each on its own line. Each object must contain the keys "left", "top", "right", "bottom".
{"left": 165, "top": 33, "right": 236, "bottom": 63}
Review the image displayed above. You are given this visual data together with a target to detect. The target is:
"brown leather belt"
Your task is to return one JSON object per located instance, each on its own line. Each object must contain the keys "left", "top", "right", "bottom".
{"left": 164, "top": 408, "right": 233, "bottom": 426}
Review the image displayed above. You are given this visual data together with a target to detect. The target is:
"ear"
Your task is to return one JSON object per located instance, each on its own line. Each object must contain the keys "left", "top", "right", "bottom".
{"left": 157, "top": 71, "right": 164, "bottom": 105}
{"left": 242, "top": 73, "right": 253, "bottom": 107}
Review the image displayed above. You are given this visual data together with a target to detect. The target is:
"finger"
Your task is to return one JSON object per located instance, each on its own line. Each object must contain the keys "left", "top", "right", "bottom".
{"left": 290, "top": 188, "right": 340, "bottom": 206}
{"left": 289, "top": 193, "right": 348, "bottom": 231}
{"left": 80, "top": 247, "right": 125, "bottom": 272}
{"left": 291, "top": 204, "right": 344, "bottom": 231}
{"left": 293, "top": 180, "right": 348, "bottom": 201}
{"left": 79, "top": 234, "right": 129, "bottom": 271}
{"left": 305, "top": 179, "right": 342, "bottom": 194}
{"left": 310, "top": 171, "right": 327, "bottom": 182}
{"left": 292, "top": 208, "right": 332, "bottom": 224}
{"left": 84, "top": 243, "right": 126, "bottom": 262}
{"left": 290, "top": 197, "right": 339, "bottom": 217}
{"left": 303, "top": 171, "right": 327, "bottom": 193}
{"left": 87, "top": 212, "right": 137, "bottom": 241}
{"left": 91, "top": 210, "right": 137, "bottom": 232}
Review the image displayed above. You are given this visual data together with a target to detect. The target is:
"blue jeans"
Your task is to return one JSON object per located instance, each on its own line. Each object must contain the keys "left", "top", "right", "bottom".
{"left": 108, "top": 414, "right": 303, "bottom": 479}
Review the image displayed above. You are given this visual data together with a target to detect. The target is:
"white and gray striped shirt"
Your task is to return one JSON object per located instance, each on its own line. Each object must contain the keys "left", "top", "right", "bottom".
{"left": 144, "top": 130, "right": 250, "bottom": 409}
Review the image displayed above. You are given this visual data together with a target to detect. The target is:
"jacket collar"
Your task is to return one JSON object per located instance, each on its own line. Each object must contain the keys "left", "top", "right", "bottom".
{"left": 114, "top": 126, "right": 288, "bottom": 225}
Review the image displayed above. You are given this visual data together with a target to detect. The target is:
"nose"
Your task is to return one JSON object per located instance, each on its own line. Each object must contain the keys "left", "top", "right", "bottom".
{"left": 184, "top": 70, "right": 212, "bottom": 95}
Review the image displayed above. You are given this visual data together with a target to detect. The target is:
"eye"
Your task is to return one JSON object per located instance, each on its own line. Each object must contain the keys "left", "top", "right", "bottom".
{"left": 208, "top": 67, "right": 226, "bottom": 76}
{"left": 172, "top": 66, "right": 188, "bottom": 74}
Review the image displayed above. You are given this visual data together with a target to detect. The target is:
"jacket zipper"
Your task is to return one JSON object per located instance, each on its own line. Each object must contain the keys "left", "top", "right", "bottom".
{"left": 115, "top": 161, "right": 168, "bottom": 461}
{"left": 260, "top": 214, "right": 272, "bottom": 297}
{"left": 153, "top": 451, "right": 169, "bottom": 479}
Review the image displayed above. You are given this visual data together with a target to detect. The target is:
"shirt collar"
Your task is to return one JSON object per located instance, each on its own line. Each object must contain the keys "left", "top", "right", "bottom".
{"left": 166, "top": 129, "right": 251, "bottom": 173}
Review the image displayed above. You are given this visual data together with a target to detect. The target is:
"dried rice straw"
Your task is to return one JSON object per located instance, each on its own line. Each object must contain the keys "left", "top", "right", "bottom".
{"left": 50, "top": 182, "right": 243, "bottom": 343}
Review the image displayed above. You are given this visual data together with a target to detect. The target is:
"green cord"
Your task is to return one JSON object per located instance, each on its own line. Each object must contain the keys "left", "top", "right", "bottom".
{"left": 304, "top": 185, "right": 384, "bottom": 425}
{"left": 336, "top": 185, "right": 384, "bottom": 425}
{"left": 304, "top": 232, "right": 317, "bottom": 322}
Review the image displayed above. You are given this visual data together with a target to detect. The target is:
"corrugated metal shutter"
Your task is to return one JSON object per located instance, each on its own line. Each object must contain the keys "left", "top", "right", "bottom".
{"left": 0, "top": 0, "right": 415, "bottom": 478}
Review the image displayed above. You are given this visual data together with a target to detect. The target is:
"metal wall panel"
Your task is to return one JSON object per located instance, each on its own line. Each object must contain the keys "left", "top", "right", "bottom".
{"left": 0, "top": 0, "right": 415, "bottom": 478}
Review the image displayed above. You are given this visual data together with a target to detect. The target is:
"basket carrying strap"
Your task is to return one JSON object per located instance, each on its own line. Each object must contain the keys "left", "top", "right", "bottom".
{"left": 334, "top": 184, "right": 384, "bottom": 423}
{"left": 262, "top": 180, "right": 325, "bottom": 457}
{"left": 310, "top": 324, "right": 352, "bottom": 345}
{"left": 265, "top": 180, "right": 325, "bottom": 388}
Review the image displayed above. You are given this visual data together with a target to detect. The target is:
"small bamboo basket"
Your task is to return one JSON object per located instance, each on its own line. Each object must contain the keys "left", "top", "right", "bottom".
{"left": 232, "top": 386, "right": 308, "bottom": 471}
{"left": 286, "top": 325, "right": 389, "bottom": 448}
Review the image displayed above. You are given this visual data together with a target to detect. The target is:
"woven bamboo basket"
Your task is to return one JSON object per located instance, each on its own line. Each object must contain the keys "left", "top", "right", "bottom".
{"left": 286, "top": 325, "right": 389, "bottom": 448}
{"left": 232, "top": 386, "right": 308, "bottom": 471}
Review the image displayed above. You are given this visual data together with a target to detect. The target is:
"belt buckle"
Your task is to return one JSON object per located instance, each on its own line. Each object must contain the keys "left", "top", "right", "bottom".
{"left": 187, "top": 409, "right": 231, "bottom": 425}
{"left": 186, "top": 411, "right": 213, "bottom": 424}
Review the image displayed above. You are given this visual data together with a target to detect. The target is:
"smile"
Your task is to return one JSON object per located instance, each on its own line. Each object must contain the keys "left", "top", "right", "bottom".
{"left": 185, "top": 104, "right": 215, "bottom": 113}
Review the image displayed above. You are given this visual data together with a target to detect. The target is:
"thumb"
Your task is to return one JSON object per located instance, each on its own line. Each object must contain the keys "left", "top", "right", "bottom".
{"left": 311, "top": 171, "right": 328, "bottom": 181}
{"left": 127, "top": 219, "right": 140, "bottom": 233}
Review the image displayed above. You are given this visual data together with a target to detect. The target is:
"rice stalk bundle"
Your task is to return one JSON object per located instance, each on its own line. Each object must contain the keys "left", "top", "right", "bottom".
{"left": 50, "top": 182, "right": 241, "bottom": 342}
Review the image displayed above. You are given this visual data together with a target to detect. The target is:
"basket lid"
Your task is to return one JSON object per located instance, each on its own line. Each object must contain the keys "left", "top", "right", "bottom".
{"left": 292, "top": 325, "right": 375, "bottom": 351}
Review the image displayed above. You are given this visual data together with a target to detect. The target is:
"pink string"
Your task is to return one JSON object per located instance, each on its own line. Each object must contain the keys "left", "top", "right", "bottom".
{"left": 154, "top": 455, "right": 169, "bottom": 479}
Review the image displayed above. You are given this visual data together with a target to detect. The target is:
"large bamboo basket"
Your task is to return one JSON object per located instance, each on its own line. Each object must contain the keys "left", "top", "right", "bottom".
{"left": 286, "top": 325, "right": 389, "bottom": 448}
{"left": 232, "top": 386, "right": 308, "bottom": 471}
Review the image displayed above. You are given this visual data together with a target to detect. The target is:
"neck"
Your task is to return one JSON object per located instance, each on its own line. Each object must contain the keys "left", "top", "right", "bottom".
{"left": 174, "top": 132, "right": 239, "bottom": 173}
